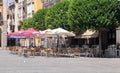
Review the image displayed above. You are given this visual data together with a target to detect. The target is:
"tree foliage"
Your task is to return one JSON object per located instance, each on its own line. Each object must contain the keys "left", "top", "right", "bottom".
{"left": 45, "top": 0, "right": 70, "bottom": 30}
{"left": 68, "top": 0, "right": 120, "bottom": 31}
{"left": 22, "top": 0, "right": 120, "bottom": 32}
{"left": 22, "top": 18, "right": 35, "bottom": 30}
{"left": 33, "top": 8, "right": 48, "bottom": 30}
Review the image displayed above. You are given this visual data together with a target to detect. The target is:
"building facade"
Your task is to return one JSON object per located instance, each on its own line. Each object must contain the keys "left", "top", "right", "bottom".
{"left": 8, "top": 2, "right": 15, "bottom": 32}
{"left": 34, "top": 0, "right": 42, "bottom": 13}
{"left": 0, "top": 0, "right": 7, "bottom": 49}
{"left": 0, "top": 0, "right": 3, "bottom": 22}
{"left": 7, "top": 0, "right": 61, "bottom": 32}
{"left": 0, "top": 0, "right": 3, "bottom": 46}
{"left": 18, "top": 0, "right": 34, "bottom": 21}
{"left": 42, "top": 0, "right": 60, "bottom": 8}
{"left": 34, "top": 0, "right": 61, "bottom": 13}
{"left": 8, "top": 0, "right": 34, "bottom": 32}
{"left": 8, "top": 0, "right": 61, "bottom": 25}
{"left": 8, "top": 0, "right": 19, "bottom": 32}
{"left": 27, "top": 0, "right": 34, "bottom": 18}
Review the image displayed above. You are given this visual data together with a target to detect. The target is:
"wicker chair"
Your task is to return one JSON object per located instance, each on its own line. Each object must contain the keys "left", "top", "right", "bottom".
{"left": 17, "top": 47, "right": 23, "bottom": 56}
{"left": 46, "top": 48, "right": 53, "bottom": 57}
{"left": 15, "top": 47, "right": 19, "bottom": 54}
{"left": 8, "top": 47, "right": 14, "bottom": 54}
{"left": 88, "top": 49, "right": 94, "bottom": 57}
{"left": 40, "top": 48, "right": 47, "bottom": 56}
{"left": 73, "top": 49, "right": 82, "bottom": 57}
{"left": 23, "top": 48, "right": 34, "bottom": 57}
{"left": 34, "top": 47, "right": 41, "bottom": 56}
{"left": 30, "top": 48, "right": 35, "bottom": 56}
{"left": 52, "top": 48, "right": 58, "bottom": 56}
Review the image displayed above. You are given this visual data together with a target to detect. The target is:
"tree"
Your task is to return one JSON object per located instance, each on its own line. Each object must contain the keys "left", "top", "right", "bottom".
{"left": 68, "top": 0, "right": 120, "bottom": 53}
{"left": 68, "top": 0, "right": 89, "bottom": 31}
{"left": 33, "top": 8, "right": 48, "bottom": 30}
{"left": 22, "top": 18, "right": 35, "bottom": 30}
{"left": 68, "top": 0, "right": 120, "bottom": 31}
{"left": 45, "top": 0, "right": 70, "bottom": 30}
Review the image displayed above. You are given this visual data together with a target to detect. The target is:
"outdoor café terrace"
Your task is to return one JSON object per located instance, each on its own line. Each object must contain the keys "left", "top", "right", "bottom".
{"left": 7, "top": 28, "right": 120, "bottom": 58}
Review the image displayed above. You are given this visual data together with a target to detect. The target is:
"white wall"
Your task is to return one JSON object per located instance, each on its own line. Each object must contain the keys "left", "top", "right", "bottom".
{"left": 27, "top": 0, "right": 34, "bottom": 18}
{"left": 18, "top": 0, "right": 34, "bottom": 19}
{"left": 116, "top": 28, "right": 120, "bottom": 44}
{"left": 18, "top": 0, "right": 23, "bottom": 21}
{"left": 14, "top": 0, "right": 19, "bottom": 32}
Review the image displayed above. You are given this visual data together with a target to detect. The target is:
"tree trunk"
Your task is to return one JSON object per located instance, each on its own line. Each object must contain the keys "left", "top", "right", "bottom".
{"left": 99, "top": 30, "right": 102, "bottom": 56}
{"left": 99, "top": 29, "right": 108, "bottom": 57}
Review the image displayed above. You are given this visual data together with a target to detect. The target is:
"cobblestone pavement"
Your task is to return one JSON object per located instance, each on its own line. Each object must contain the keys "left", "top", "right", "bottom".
{"left": 0, "top": 50, "right": 120, "bottom": 73}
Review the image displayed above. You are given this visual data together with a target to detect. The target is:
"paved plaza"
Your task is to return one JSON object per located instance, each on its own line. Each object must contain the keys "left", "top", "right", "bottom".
{"left": 0, "top": 50, "right": 120, "bottom": 73}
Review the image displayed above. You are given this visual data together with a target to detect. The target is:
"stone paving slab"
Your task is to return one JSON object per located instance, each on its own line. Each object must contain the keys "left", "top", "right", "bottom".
{"left": 0, "top": 50, "right": 120, "bottom": 73}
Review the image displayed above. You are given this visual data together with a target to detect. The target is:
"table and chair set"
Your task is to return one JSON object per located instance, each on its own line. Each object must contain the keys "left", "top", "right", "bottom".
{"left": 7, "top": 44, "right": 102, "bottom": 58}
{"left": 105, "top": 45, "right": 120, "bottom": 58}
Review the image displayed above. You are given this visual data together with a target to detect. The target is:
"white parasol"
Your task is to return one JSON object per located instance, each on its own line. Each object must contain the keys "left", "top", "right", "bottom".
{"left": 53, "top": 28, "right": 75, "bottom": 37}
